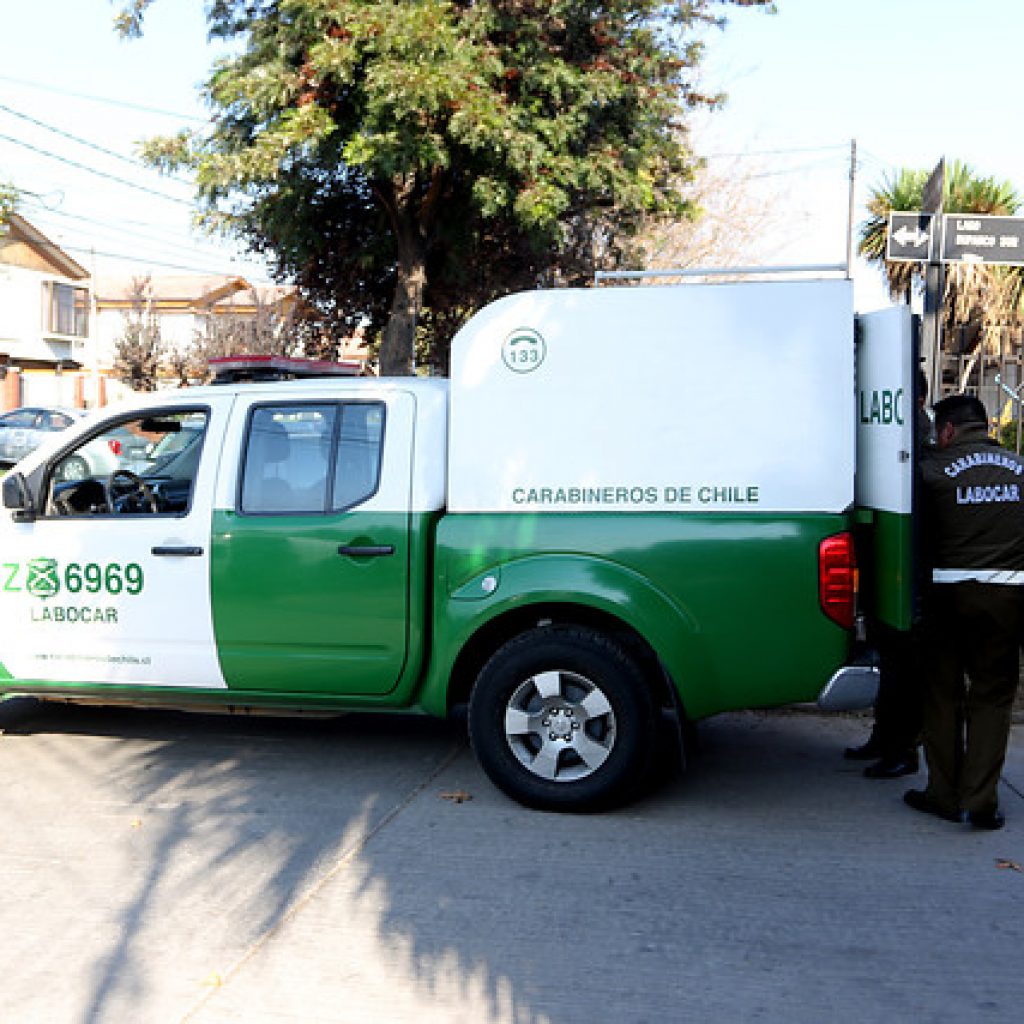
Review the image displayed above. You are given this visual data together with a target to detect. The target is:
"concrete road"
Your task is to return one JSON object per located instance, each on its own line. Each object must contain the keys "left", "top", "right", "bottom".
{"left": 1, "top": 698, "right": 1022, "bottom": 1024}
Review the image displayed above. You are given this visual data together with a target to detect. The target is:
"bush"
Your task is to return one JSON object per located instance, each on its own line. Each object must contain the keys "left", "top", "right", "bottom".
{"left": 998, "top": 419, "right": 1024, "bottom": 452}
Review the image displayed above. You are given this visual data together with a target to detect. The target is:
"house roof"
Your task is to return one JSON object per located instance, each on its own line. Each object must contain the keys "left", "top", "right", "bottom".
{"left": 93, "top": 274, "right": 299, "bottom": 315}
{"left": 93, "top": 273, "right": 252, "bottom": 308}
{"left": 0, "top": 214, "right": 88, "bottom": 280}
{"left": 210, "top": 284, "right": 298, "bottom": 311}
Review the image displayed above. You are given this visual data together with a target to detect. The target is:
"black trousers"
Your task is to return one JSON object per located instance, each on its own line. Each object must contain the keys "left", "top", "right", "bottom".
{"left": 870, "top": 621, "right": 924, "bottom": 758}
{"left": 922, "top": 582, "right": 1024, "bottom": 815}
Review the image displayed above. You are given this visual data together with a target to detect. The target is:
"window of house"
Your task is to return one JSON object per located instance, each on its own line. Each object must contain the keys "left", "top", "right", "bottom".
{"left": 240, "top": 402, "right": 384, "bottom": 515}
{"left": 44, "top": 282, "right": 89, "bottom": 337}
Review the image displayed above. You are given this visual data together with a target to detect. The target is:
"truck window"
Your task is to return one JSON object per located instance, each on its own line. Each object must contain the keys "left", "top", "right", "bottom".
{"left": 47, "top": 409, "right": 209, "bottom": 516}
{"left": 240, "top": 402, "right": 384, "bottom": 515}
{"left": 332, "top": 404, "right": 384, "bottom": 511}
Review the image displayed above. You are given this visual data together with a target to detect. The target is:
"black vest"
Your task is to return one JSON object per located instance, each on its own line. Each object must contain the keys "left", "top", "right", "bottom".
{"left": 920, "top": 425, "right": 1024, "bottom": 575}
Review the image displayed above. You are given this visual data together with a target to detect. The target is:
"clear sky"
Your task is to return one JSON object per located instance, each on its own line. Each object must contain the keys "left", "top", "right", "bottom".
{"left": 1, "top": 0, "right": 1021, "bottom": 307}
{"left": 698, "top": 0, "right": 1023, "bottom": 308}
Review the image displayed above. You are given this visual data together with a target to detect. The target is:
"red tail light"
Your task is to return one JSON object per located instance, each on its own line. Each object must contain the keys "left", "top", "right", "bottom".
{"left": 819, "top": 532, "right": 857, "bottom": 630}
{"left": 108, "top": 438, "right": 122, "bottom": 455}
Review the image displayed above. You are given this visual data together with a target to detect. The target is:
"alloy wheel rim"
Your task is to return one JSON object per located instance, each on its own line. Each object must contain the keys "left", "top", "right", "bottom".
{"left": 503, "top": 670, "right": 617, "bottom": 783}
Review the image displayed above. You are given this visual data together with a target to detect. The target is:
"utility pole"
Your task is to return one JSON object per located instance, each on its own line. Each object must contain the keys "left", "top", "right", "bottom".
{"left": 845, "top": 139, "right": 857, "bottom": 278}
{"left": 920, "top": 159, "right": 946, "bottom": 401}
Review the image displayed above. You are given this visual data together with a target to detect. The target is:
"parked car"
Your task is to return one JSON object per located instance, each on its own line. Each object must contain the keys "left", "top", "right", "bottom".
{"left": 54, "top": 424, "right": 154, "bottom": 482}
{"left": 52, "top": 413, "right": 206, "bottom": 486}
{"left": 0, "top": 407, "right": 84, "bottom": 467}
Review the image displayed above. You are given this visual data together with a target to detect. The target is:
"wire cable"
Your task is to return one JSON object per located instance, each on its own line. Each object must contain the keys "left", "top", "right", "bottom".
{"left": 0, "top": 103, "right": 192, "bottom": 186}
{"left": 0, "top": 73, "right": 205, "bottom": 123}
{"left": 0, "top": 132, "right": 193, "bottom": 206}
{"left": 60, "top": 242, "right": 275, "bottom": 282}
{"left": 23, "top": 201, "right": 230, "bottom": 260}
{"left": 27, "top": 209, "right": 250, "bottom": 271}
{"left": 702, "top": 142, "right": 851, "bottom": 160}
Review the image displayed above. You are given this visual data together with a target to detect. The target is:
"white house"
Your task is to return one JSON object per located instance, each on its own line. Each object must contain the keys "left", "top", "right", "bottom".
{"left": 92, "top": 273, "right": 251, "bottom": 370}
{"left": 93, "top": 274, "right": 372, "bottom": 377}
{"left": 0, "top": 213, "right": 105, "bottom": 410}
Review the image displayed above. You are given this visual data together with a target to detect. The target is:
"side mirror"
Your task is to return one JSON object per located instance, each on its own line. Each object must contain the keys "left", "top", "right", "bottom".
{"left": 2, "top": 472, "right": 36, "bottom": 521}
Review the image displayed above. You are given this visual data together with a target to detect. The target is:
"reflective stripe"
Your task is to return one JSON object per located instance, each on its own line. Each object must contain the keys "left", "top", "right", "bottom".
{"left": 932, "top": 569, "right": 1024, "bottom": 585}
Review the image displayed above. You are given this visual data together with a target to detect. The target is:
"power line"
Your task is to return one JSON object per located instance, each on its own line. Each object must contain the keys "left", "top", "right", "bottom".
{"left": 61, "top": 242, "right": 274, "bottom": 282}
{"left": 15, "top": 196, "right": 274, "bottom": 282}
{"left": 18, "top": 189, "right": 267, "bottom": 274}
{"left": 26, "top": 205, "right": 250, "bottom": 270}
{"left": 0, "top": 73, "right": 205, "bottom": 123}
{"left": 702, "top": 142, "right": 851, "bottom": 160}
{"left": 0, "top": 103, "right": 192, "bottom": 186}
{"left": 24, "top": 201, "right": 228, "bottom": 256}
{"left": 746, "top": 154, "right": 850, "bottom": 179}
{"left": 858, "top": 147, "right": 901, "bottom": 172}
{"left": 21, "top": 189, "right": 212, "bottom": 237}
{"left": 0, "top": 132, "right": 193, "bottom": 207}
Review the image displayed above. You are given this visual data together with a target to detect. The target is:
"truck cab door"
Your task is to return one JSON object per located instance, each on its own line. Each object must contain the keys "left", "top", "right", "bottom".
{"left": 0, "top": 398, "right": 233, "bottom": 689}
{"left": 855, "top": 306, "right": 918, "bottom": 630}
{"left": 210, "top": 390, "right": 414, "bottom": 696}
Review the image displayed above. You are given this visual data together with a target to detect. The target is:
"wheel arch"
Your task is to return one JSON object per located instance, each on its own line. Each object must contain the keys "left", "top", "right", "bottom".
{"left": 464, "top": 600, "right": 668, "bottom": 697}
{"left": 418, "top": 553, "right": 715, "bottom": 719}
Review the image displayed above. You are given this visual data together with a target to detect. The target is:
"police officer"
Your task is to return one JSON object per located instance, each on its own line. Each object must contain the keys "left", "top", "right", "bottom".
{"left": 846, "top": 369, "right": 933, "bottom": 778}
{"left": 905, "top": 394, "right": 1024, "bottom": 830}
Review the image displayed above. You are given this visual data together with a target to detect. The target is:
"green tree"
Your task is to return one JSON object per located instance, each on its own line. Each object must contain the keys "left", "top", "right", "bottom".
{"left": 0, "top": 181, "right": 17, "bottom": 226}
{"left": 859, "top": 160, "right": 1024, "bottom": 330}
{"left": 121, "top": 0, "right": 770, "bottom": 374}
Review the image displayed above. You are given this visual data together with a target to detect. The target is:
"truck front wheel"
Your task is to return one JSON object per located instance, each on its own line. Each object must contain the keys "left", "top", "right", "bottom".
{"left": 468, "top": 625, "right": 656, "bottom": 811}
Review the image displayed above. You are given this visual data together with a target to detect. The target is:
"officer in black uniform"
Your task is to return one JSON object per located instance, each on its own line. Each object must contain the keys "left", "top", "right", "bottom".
{"left": 846, "top": 370, "right": 932, "bottom": 778}
{"left": 905, "top": 394, "right": 1024, "bottom": 830}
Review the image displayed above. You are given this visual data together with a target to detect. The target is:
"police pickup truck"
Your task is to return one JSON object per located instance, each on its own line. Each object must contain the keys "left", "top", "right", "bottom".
{"left": 0, "top": 279, "right": 915, "bottom": 810}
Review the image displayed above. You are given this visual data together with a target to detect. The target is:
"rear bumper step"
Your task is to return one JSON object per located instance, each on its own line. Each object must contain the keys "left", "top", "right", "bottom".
{"left": 817, "top": 664, "right": 880, "bottom": 712}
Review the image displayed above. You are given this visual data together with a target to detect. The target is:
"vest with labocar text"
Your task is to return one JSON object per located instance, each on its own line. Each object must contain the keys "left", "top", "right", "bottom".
{"left": 920, "top": 424, "right": 1024, "bottom": 577}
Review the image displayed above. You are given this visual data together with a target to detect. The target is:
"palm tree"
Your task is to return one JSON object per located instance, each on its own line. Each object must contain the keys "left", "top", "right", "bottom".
{"left": 859, "top": 167, "right": 929, "bottom": 302}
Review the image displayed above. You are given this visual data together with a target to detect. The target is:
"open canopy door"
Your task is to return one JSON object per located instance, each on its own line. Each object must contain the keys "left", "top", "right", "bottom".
{"left": 855, "top": 306, "right": 917, "bottom": 631}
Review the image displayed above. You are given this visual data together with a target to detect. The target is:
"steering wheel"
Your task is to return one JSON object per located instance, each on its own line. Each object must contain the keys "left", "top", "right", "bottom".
{"left": 106, "top": 469, "right": 159, "bottom": 514}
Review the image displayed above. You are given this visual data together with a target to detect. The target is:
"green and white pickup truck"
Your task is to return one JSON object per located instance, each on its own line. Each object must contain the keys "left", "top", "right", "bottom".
{"left": 0, "top": 279, "right": 915, "bottom": 810}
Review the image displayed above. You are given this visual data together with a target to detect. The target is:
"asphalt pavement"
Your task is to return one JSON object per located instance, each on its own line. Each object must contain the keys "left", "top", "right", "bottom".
{"left": 0, "top": 698, "right": 1022, "bottom": 1024}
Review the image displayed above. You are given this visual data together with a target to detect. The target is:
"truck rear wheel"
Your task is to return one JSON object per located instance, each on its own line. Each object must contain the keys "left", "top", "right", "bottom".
{"left": 468, "top": 625, "right": 656, "bottom": 811}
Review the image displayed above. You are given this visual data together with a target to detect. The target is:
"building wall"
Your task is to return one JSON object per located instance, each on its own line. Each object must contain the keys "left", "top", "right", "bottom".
{"left": 0, "top": 263, "right": 88, "bottom": 368}
{"left": 92, "top": 307, "right": 201, "bottom": 372}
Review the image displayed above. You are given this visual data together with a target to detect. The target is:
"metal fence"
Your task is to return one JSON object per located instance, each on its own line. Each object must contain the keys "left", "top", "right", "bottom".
{"left": 938, "top": 325, "right": 1024, "bottom": 452}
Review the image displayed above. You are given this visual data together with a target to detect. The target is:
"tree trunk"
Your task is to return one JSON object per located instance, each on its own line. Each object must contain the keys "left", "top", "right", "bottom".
{"left": 375, "top": 171, "right": 445, "bottom": 377}
{"left": 378, "top": 241, "right": 426, "bottom": 376}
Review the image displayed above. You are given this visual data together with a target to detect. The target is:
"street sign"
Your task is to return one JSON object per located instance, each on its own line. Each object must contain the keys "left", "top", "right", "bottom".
{"left": 887, "top": 212, "right": 938, "bottom": 262}
{"left": 886, "top": 211, "right": 1024, "bottom": 267}
{"left": 941, "top": 213, "right": 1024, "bottom": 266}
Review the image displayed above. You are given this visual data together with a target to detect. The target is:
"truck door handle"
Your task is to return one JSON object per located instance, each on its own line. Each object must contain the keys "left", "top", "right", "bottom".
{"left": 151, "top": 545, "right": 204, "bottom": 557}
{"left": 338, "top": 544, "right": 394, "bottom": 557}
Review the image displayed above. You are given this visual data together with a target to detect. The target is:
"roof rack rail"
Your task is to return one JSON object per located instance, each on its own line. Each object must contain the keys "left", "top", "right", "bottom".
{"left": 594, "top": 264, "right": 849, "bottom": 285}
{"left": 209, "top": 354, "right": 363, "bottom": 384}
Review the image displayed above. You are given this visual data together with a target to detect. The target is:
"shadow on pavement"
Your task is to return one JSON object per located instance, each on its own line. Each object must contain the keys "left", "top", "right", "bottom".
{"left": 1, "top": 700, "right": 1022, "bottom": 1023}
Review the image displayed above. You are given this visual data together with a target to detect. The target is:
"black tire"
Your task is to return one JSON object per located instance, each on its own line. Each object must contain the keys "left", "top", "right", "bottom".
{"left": 468, "top": 625, "right": 657, "bottom": 811}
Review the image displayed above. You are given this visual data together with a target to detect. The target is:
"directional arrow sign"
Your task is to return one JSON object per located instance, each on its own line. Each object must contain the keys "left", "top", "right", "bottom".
{"left": 941, "top": 213, "right": 1024, "bottom": 266}
{"left": 893, "top": 224, "right": 930, "bottom": 248}
{"left": 887, "top": 212, "right": 937, "bottom": 262}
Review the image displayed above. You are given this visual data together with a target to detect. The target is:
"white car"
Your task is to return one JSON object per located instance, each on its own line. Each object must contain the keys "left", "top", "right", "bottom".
{"left": 0, "top": 407, "right": 84, "bottom": 466}
{"left": 54, "top": 423, "right": 155, "bottom": 482}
